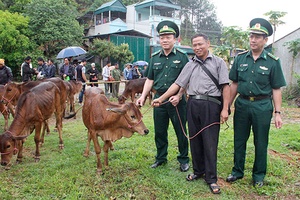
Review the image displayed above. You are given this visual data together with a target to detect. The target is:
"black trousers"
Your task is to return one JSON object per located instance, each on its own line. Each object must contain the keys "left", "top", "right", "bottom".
{"left": 187, "top": 98, "right": 220, "bottom": 184}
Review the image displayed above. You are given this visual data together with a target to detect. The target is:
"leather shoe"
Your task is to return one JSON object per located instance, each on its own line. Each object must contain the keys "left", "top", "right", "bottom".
{"left": 226, "top": 174, "right": 242, "bottom": 182}
{"left": 253, "top": 181, "right": 264, "bottom": 187}
{"left": 150, "top": 161, "right": 165, "bottom": 168}
{"left": 180, "top": 163, "right": 189, "bottom": 172}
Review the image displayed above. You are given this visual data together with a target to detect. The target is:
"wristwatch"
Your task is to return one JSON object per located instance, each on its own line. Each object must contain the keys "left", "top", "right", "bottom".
{"left": 274, "top": 111, "right": 281, "bottom": 114}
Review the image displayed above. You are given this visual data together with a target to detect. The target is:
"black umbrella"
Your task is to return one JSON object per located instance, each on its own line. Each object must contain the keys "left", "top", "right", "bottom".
{"left": 56, "top": 46, "right": 87, "bottom": 59}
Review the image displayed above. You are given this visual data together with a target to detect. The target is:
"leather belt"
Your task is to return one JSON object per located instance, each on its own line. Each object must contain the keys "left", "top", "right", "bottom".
{"left": 189, "top": 94, "right": 221, "bottom": 105}
{"left": 239, "top": 95, "right": 271, "bottom": 101}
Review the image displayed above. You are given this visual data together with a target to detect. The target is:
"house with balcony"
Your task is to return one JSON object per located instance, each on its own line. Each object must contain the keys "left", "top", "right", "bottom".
{"left": 81, "top": 0, "right": 192, "bottom": 64}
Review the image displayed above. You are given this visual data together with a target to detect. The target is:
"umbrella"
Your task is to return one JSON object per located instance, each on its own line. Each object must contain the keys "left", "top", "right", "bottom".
{"left": 56, "top": 46, "right": 87, "bottom": 59}
{"left": 133, "top": 60, "right": 148, "bottom": 66}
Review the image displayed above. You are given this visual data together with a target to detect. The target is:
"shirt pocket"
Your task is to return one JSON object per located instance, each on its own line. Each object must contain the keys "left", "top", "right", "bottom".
{"left": 237, "top": 65, "right": 248, "bottom": 81}
{"left": 169, "top": 64, "right": 181, "bottom": 80}
{"left": 153, "top": 64, "right": 163, "bottom": 77}
{"left": 256, "top": 67, "right": 270, "bottom": 85}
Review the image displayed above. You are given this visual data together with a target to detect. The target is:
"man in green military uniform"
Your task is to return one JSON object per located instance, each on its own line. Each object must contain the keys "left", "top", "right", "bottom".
{"left": 136, "top": 20, "right": 190, "bottom": 172}
{"left": 226, "top": 18, "right": 286, "bottom": 187}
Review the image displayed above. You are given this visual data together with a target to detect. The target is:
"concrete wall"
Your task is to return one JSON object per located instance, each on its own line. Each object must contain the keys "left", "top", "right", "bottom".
{"left": 272, "top": 28, "right": 300, "bottom": 86}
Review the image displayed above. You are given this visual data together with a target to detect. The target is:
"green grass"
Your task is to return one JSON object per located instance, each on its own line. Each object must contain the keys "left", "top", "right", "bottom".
{"left": 0, "top": 103, "right": 299, "bottom": 200}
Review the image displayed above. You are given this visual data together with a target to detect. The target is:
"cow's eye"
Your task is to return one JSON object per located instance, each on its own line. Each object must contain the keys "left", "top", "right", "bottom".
{"left": 6, "top": 144, "right": 10, "bottom": 149}
{"left": 131, "top": 115, "right": 136, "bottom": 119}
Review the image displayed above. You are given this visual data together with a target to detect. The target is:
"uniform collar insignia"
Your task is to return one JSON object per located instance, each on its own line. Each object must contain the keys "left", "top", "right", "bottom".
{"left": 260, "top": 66, "right": 268, "bottom": 70}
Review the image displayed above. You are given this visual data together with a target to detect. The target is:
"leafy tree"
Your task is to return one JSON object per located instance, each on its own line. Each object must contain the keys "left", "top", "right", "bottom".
{"left": 264, "top": 11, "right": 287, "bottom": 44}
{"left": 24, "top": 0, "right": 84, "bottom": 58}
{"left": 0, "top": 0, "right": 31, "bottom": 13}
{"left": 112, "top": 43, "right": 134, "bottom": 65}
{"left": 284, "top": 38, "right": 300, "bottom": 84}
{"left": 89, "top": 39, "right": 116, "bottom": 67}
{"left": 0, "top": 10, "right": 40, "bottom": 77}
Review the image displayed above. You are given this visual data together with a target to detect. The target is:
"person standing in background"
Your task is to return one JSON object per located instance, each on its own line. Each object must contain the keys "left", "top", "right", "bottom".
{"left": 22, "top": 56, "right": 37, "bottom": 82}
{"left": 102, "top": 61, "right": 111, "bottom": 96}
{"left": 87, "top": 63, "right": 99, "bottom": 87}
{"left": 60, "top": 57, "right": 75, "bottom": 81}
{"left": 76, "top": 59, "right": 88, "bottom": 105}
{"left": 226, "top": 18, "right": 286, "bottom": 188}
{"left": 0, "top": 59, "right": 13, "bottom": 85}
{"left": 111, "top": 63, "right": 121, "bottom": 98}
{"left": 45, "top": 59, "right": 56, "bottom": 78}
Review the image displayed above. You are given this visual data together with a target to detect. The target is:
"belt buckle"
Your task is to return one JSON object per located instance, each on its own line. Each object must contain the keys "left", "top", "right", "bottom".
{"left": 249, "top": 96, "right": 255, "bottom": 101}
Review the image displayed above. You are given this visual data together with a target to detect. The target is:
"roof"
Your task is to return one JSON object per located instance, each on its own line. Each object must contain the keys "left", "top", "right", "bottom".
{"left": 135, "top": 0, "right": 180, "bottom": 10}
{"left": 85, "top": 29, "right": 152, "bottom": 39}
{"left": 95, "top": 0, "right": 127, "bottom": 15}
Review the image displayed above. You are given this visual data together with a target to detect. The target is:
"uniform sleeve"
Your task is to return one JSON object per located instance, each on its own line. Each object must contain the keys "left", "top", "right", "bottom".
{"left": 229, "top": 56, "right": 239, "bottom": 82}
{"left": 270, "top": 59, "right": 286, "bottom": 88}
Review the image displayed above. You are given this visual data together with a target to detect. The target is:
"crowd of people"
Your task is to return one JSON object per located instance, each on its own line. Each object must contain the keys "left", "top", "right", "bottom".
{"left": 0, "top": 17, "right": 287, "bottom": 195}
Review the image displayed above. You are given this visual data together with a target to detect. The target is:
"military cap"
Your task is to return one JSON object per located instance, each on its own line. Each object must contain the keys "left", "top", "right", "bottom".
{"left": 249, "top": 18, "right": 273, "bottom": 36}
{"left": 156, "top": 20, "right": 179, "bottom": 38}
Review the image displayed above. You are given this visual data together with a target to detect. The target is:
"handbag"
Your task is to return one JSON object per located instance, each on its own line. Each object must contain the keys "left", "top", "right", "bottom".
{"left": 198, "top": 61, "right": 231, "bottom": 115}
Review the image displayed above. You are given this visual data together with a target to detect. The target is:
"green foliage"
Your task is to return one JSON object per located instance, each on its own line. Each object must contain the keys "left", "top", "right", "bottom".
{"left": 89, "top": 38, "right": 116, "bottom": 61}
{"left": 24, "top": 0, "right": 84, "bottom": 58}
{"left": 0, "top": 0, "right": 31, "bottom": 13}
{"left": 113, "top": 43, "right": 134, "bottom": 65}
{"left": 284, "top": 38, "right": 300, "bottom": 58}
{"left": 0, "top": 10, "right": 40, "bottom": 77}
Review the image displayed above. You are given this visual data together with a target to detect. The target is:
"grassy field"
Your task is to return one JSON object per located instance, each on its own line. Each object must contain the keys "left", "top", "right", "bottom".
{"left": 0, "top": 101, "right": 299, "bottom": 200}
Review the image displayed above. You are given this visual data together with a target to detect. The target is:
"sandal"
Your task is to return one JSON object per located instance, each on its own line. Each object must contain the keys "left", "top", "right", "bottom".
{"left": 209, "top": 183, "right": 221, "bottom": 194}
{"left": 186, "top": 173, "right": 203, "bottom": 181}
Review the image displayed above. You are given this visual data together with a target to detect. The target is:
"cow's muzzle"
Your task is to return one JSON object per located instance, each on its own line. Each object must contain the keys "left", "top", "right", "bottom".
{"left": 144, "top": 129, "right": 149, "bottom": 135}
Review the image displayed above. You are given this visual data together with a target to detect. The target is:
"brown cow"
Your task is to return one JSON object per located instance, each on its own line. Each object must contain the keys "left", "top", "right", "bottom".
{"left": 0, "top": 85, "right": 10, "bottom": 131}
{"left": 118, "top": 78, "right": 153, "bottom": 104}
{"left": 0, "top": 81, "right": 66, "bottom": 168}
{"left": 63, "top": 80, "right": 82, "bottom": 116}
{"left": 82, "top": 87, "right": 149, "bottom": 173}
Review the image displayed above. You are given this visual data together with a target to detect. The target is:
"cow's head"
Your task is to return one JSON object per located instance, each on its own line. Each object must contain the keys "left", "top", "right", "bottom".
{"left": 117, "top": 95, "right": 127, "bottom": 104}
{"left": 0, "top": 131, "right": 27, "bottom": 166}
{"left": 108, "top": 103, "right": 149, "bottom": 135}
{"left": 1, "top": 82, "right": 19, "bottom": 105}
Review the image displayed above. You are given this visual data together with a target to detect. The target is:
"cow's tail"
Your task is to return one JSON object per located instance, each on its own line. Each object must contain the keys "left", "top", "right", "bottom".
{"left": 64, "top": 105, "right": 83, "bottom": 119}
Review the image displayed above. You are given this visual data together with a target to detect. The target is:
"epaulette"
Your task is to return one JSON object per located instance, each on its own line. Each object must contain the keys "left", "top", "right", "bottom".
{"left": 237, "top": 50, "right": 249, "bottom": 55}
{"left": 151, "top": 50, "right": 160, "bottom": 57}
{"left": 176, "top": 48, "right": 187, "bottom": 54}
{"left": 267, "top": 52, "right": 279, "bottom": 60}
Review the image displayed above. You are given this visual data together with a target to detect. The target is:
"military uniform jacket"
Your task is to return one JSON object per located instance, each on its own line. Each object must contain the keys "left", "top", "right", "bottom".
{"left": 147, "top": 48, "right": 189, "bottom": 93}
{"left": 229, "top": 50, "right": 286, "bottom": 96}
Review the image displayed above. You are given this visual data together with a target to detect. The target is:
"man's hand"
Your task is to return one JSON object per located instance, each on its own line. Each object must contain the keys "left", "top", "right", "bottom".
{"left": 274, "top": 114, "right": 283, "bottom": 129}
{"left": 220, "top": 109, "right": 229, "bottom": 124}
{"left": 152, "top": 98, "right": 163, "bottom": 107}
{"left": 169, "top": 95, "right": 180, "bottom": 106}
{"left": 136, "top": 96, "right": 145, "bottom": 107}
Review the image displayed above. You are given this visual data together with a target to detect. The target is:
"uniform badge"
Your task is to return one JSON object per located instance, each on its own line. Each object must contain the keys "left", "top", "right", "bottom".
{"left": 154, "top": 63, "right": 161, "bottom": 65}
{"left": 163, "top": 25, "right": 169, "bottom": 30}
{"left": 240, "top": 64, "right": 248, "bottom": 67}
{"left": 173, "top": 60, "right": 181, "bottom": 64}
{"left": 259, "top": 66, "right": 268, "bottom": 70}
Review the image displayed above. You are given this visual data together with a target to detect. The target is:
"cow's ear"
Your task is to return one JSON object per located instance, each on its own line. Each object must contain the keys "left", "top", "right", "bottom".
{"left": 12, "top": 135, "right": 28, "bottom": 140}
{"left": 106, "top": 107, "right": 126, "bottom": 114}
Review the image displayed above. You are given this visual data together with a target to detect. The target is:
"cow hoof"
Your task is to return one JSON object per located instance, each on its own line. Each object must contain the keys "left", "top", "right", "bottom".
{"left": 83, "top": 153, "right": 89, "bottom": 157}
{"left": 5, "top": 166, "right": 11, "bottom": 170}
{"left": 16, "top": 159, "right": 22, "bottom": 164}
{"left": 96, "top": 169, "right": 104, "bottom": 175}
{"left": 35, "top": 157, "right": 40, "bottom": 162}
{"left": 59, "top": 144, "right": 64, "bottom": 149}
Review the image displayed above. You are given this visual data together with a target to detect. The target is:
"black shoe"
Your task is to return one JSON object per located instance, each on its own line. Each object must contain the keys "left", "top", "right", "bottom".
{"left": 180, "top": 163, "right": 189, "bottom": 172}
{"left": 253, "top": 181, "right": 264, "bottom": 188}
{"left": 150, "top": 161, "right": 166, "bottom": 168}
{"left": 226, "top": 174, "right": 242, "bottom": 182}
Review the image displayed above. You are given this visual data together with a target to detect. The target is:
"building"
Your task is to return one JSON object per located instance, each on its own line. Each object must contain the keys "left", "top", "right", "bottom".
{"left": 79, "top": 0, "right": 192, "bottom": 66}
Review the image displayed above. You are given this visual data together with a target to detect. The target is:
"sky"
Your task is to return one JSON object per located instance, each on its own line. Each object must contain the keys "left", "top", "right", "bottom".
{"left": 210, "top": 0, "right": 299, "bottom": 42}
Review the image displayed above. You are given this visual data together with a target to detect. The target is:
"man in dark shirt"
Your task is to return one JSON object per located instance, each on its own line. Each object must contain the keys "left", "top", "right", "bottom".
{"left": 0, "top": 59, "right": 13, "bottom": 85}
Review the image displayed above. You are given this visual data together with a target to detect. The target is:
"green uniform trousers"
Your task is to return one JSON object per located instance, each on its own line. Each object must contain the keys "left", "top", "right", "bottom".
{"left": 231, "top": 96, "right": 273, "bottom": 182}
{"left": 153, "top": 94, "right": 189, "bottom": 164}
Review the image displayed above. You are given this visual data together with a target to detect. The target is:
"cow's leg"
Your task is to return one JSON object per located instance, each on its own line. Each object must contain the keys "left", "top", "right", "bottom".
{"left": 70, "top": 95, "right": 76, "bottom": 119}
{"left": 34, "top": 122, "right": 42, "bottom": 162}
{"left": 40, "top": 120, "right": 49, "bottom": 146}
{"left": 3, "top": 112, "right": 9, "bottom": 131}
{"left": 55, "top": 115, "right": 64, "bottom": 149}
{"left": 83, "top": 130, "right": 91, "bottom": 157}
{"left": 131, "top": 92, "right": 135, "bottom": 102}
{"left": 103, "top": 140, "right": 113, "bottom": 168}
{"left": 90, "top": 131, "right": 102, "bottom": 174}
{"left": 16, "top": 140, "right": 25, "bottom": 164}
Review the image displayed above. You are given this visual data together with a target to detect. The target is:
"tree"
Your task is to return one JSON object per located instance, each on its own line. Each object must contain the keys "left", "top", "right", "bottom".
{"left": 264, "top": 11, "right": 287, "bottom": 44}
{"left": 0, "top": 0, "right": 31, "bottom": 13}
{"left": 24, "top": 0, "right": 84, "bottom": 58}
{"left": 89, "top": 39, "right": 116, "bottom": 67}
{"left": 112, "top": 43, "right": 134, "bottom": 65}
{"left": 0, "top": 10, "right": 40, "bottom": 77}
{"left": 284, "top": 38, "right": 300, "bottom": 84}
